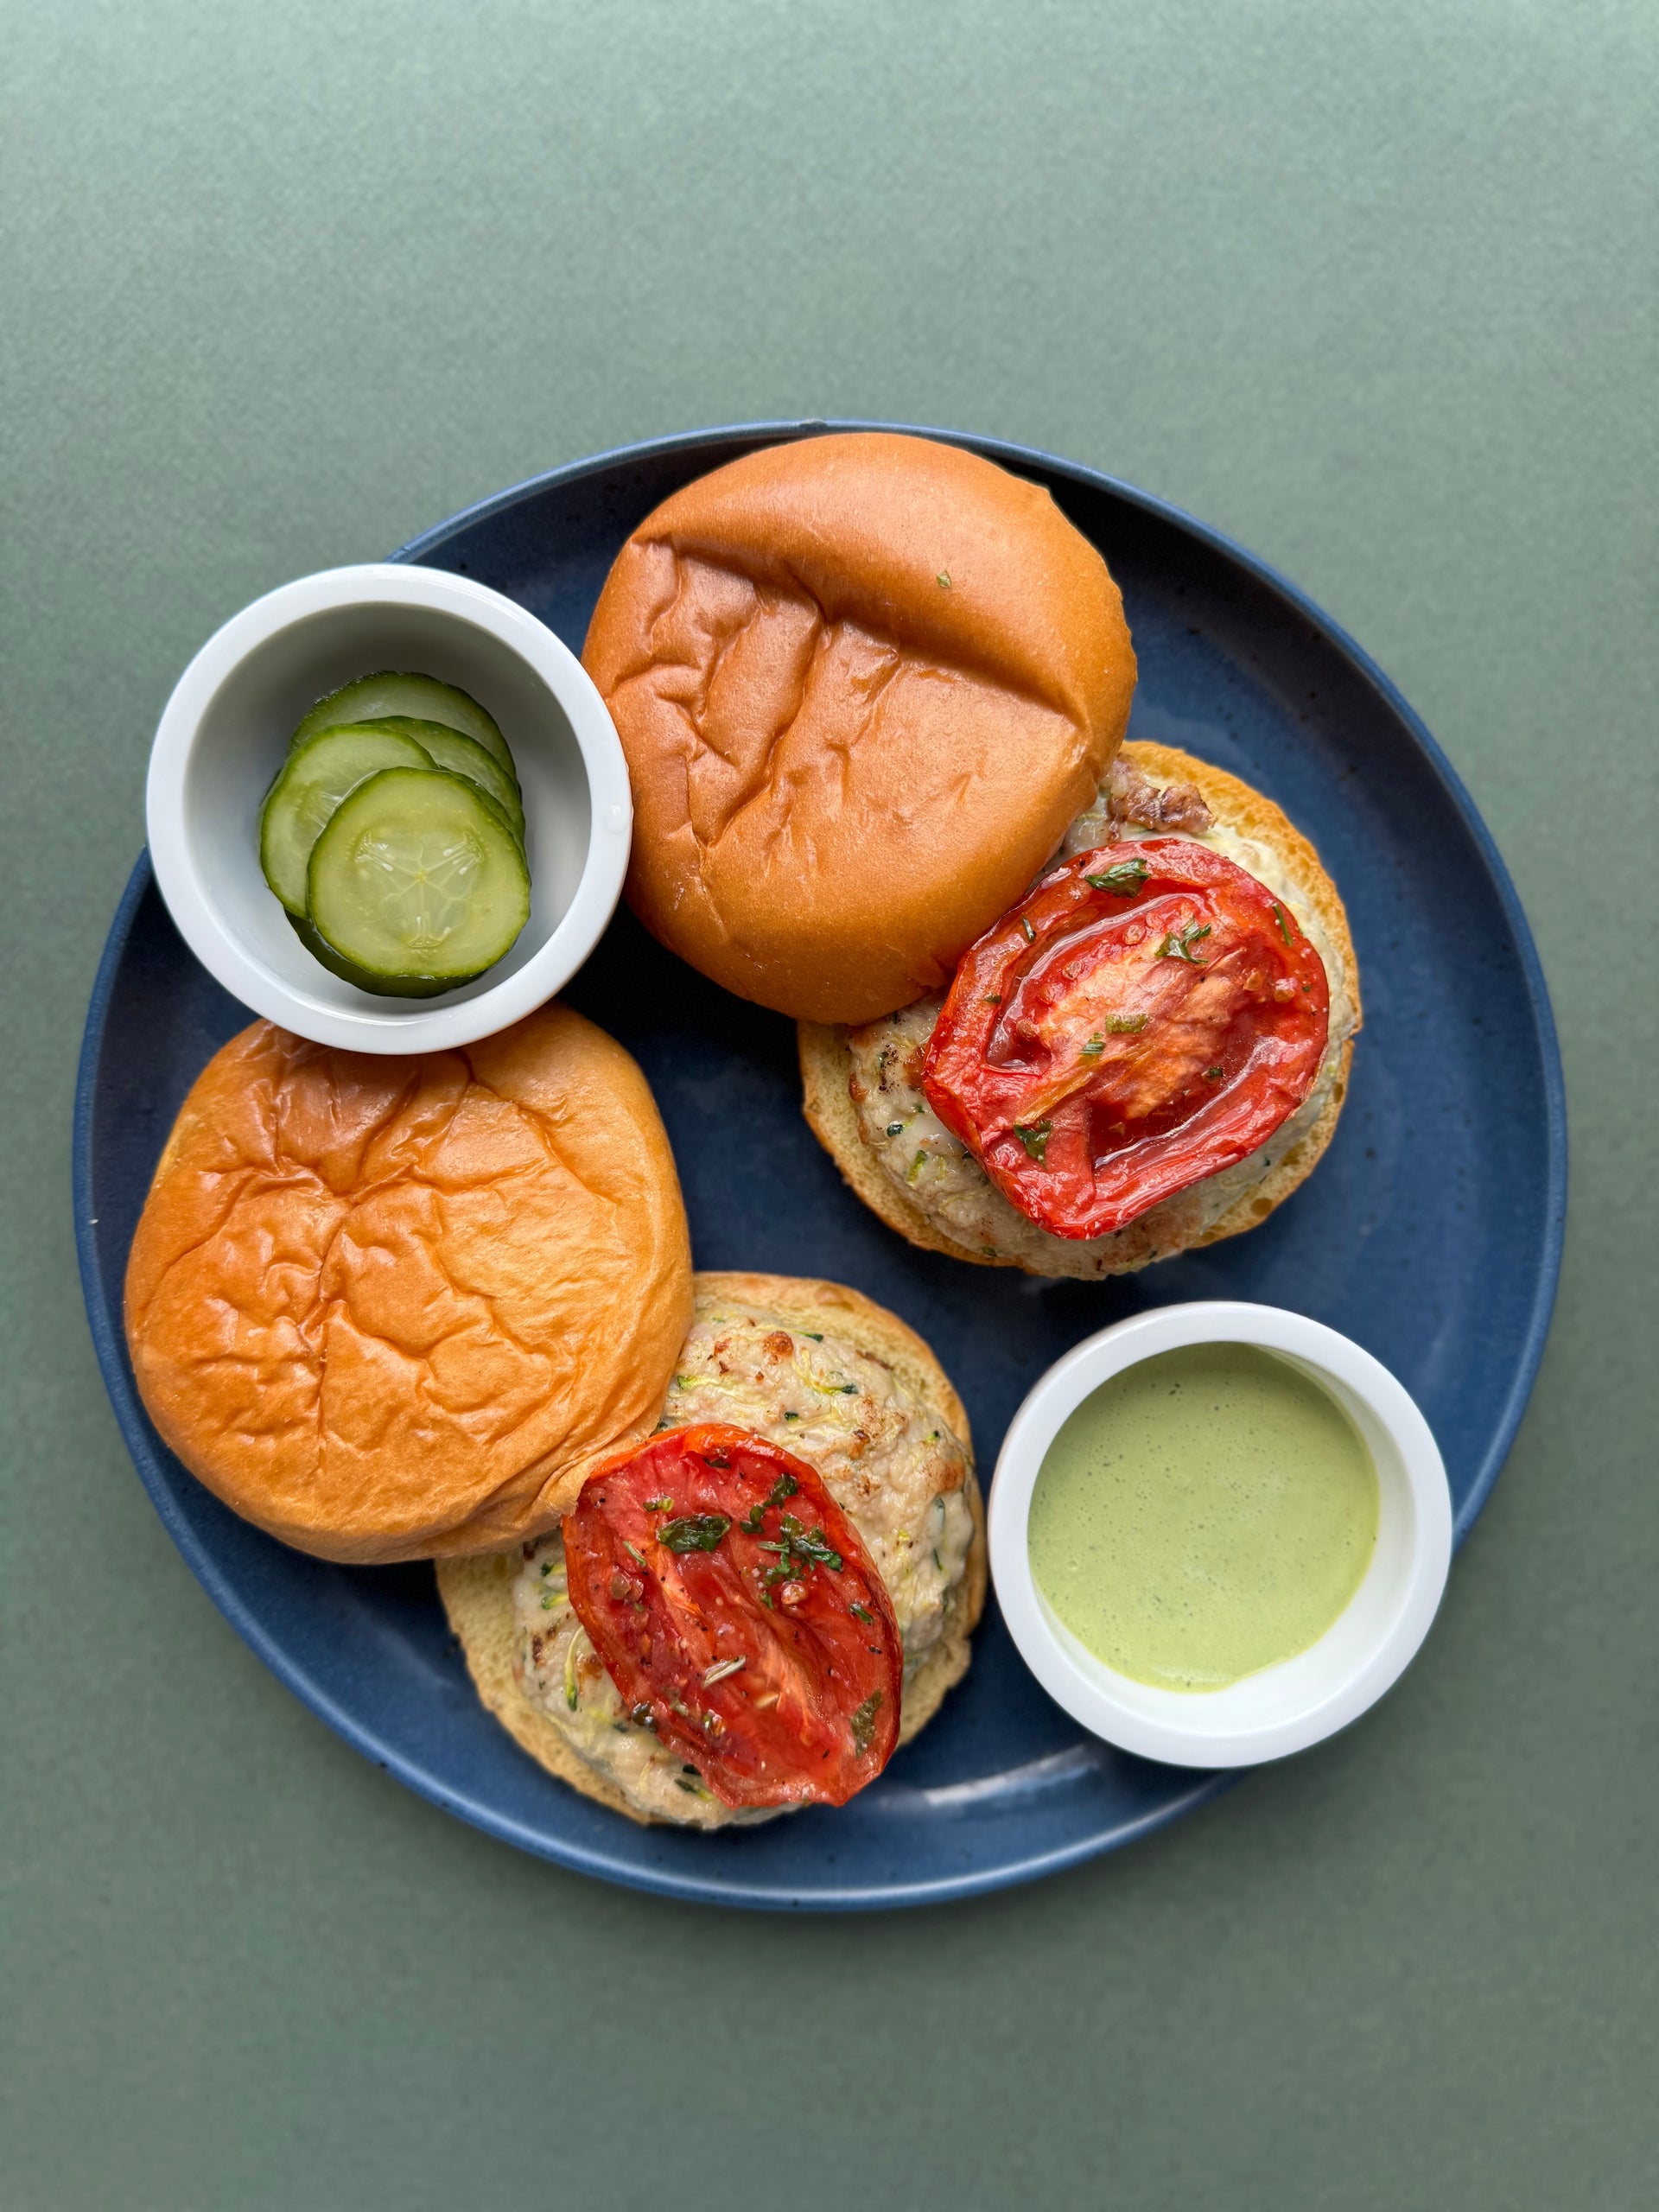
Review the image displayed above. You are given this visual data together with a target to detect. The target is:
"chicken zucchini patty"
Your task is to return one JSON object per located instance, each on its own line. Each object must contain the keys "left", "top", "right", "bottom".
{"left": 840, "top": 755, "right": 1359, "bottom": 1276}
{"left": 508, "top": 1296, "right": 976, "bottom": 1827}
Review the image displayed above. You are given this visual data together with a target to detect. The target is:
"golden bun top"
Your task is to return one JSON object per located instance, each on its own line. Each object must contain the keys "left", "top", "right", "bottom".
{"left": 583, "top": 431, "right": 1137, "bottom": 1022}
{"left": 124, "top": 1006, "right": 693, "bottom": 1563}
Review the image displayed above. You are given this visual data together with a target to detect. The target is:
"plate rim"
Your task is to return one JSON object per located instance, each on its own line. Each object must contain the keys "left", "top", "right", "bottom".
{"left": 74, "top": 421, "right": 1566, "bottom": 1908}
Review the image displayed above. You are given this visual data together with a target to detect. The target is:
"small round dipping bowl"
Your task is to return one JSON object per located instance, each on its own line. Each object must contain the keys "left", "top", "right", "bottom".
{"left": 988, "top": 1300, "right": 1453, "bottom": 1768}
{"left": 146, "top": 563, "right": 631, "bottom": 1052}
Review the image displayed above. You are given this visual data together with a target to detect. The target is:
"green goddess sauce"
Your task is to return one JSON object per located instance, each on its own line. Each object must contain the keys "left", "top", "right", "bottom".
{"left": 1028, "top": 1344, "right": 1378, "bottom": 1692}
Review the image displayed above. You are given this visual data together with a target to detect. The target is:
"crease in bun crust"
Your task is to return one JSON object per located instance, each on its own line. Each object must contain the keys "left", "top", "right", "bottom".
{"left": 437, "top": 1273, "right": 986, "bottom": 1829}
{"left": 124, "top": 1005, "right": 693, "bottom": 1562}
{"left": 800, "top": 742, "right": 1359, "bottom": 1277}
{"left": 582, "top": 432, "right": 1137, "bottom": 1024}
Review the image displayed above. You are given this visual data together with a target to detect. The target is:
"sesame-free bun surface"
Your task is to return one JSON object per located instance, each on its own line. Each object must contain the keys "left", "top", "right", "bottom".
{"left": 124, "top": 1005, "right": 693, "bottom": 1563}
{"left": 582, "top": 432, "right": 1137, "bottom": 1024}
{"left": 800, "top": 742, "right": 1358, "bottom": 1277}
{"left": 437, "top": 1272, "right": 987, "bottom": 1827}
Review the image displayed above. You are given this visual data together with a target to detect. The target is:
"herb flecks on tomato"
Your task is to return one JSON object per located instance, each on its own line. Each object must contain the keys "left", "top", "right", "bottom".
{"left": 921, "top": 839, "right": 1330, "bottom": 1239}
{"left": 563, "top": 1425, "right": 902, "bottom": 1809}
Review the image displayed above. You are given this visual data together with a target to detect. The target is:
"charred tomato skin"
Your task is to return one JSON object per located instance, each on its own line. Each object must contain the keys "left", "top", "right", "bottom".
{"left": 922, "top": 839, "right": 1330, "bottom": 1240}
{"left": 563, "top": 1424, "right": 902, "bottom": 1809}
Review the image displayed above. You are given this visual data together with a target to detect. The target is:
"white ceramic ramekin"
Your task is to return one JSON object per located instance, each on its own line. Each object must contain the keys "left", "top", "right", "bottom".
{"left": 146, "top": 563, "right": 631, "bottom": 1052}
{"left": 988, "top": 1301, "right": 1452, "bottom": 1768}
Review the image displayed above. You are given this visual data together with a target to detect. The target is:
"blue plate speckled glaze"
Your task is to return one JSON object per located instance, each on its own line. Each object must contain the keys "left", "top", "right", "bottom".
{"left": 74, "top": 422, "right": 1565, "bottom": 1910}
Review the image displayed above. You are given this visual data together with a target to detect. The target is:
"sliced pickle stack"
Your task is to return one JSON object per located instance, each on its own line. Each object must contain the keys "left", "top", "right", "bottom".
{"left": 259, "top": 673, "right": 531, "bottom": 996}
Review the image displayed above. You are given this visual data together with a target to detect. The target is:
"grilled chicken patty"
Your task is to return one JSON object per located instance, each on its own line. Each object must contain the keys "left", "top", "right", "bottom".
{"left": 842, "top": 761, "right": 1359, "bottom": 1276}
{"left": 509, "top": 1298, "right": 976, "bottom": 1827}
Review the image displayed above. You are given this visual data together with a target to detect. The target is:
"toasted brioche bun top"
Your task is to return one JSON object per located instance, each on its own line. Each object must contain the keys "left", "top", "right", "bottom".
{"left": 124, "top": 1005, "right": 693, "bottom": 1563}
{"left": 583, "top": 432, "right": 1137, "bottom": 1023}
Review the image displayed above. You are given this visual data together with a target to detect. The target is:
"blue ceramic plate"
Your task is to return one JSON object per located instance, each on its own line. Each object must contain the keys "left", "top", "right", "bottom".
{"left": 74, "top": 422, "right": 1565, "bottom": 1910}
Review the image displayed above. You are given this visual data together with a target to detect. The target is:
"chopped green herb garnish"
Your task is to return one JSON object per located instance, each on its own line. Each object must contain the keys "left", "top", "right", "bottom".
{"left": 1085, "top": 857, "right": 1150, "bottom": 894}
{"left": 783, "top": 1409, "right": 800, "bottom": 1421}
{"left": 1204, "top": 1065, "right": 1224, "bottom": 1081}
{"left": 658, "top": 1514, "right": 731, "bottom": 1554}
{"left": 623, "top": 1541, "right": 650, "bottom": 1570}
{"left": 982, "top": 993, "right": 1002, "bottom": 1005}
{"left": 803, "top": 1332, "right": 823, "bottom": 1342}
{"left": 849, "top": 1603, "right": 875, "bottom": 1624}
{"left": 643, "top": 1495, "right": 673, "bottom": 1512}
{"left": 674, "top": 1777, "right": 701, "bottom": 1796}
{"left": 937, "top": 570, "right": 951, "bottom": 588}
{"left": 778, "top": 1516, "right": 842, "bottom": 1569}
{"left": 758, "top": 1514, "right": 843, "bottom": 1590}
{"left": 1157, "top": 920, "right": 1211, "bottom": 964}
{"left": 1013, "top": 1121, "right": 1052, "bottom": 1164}
{"left": 1019, "top": 915, "right": 1036, "bottom": 944}
{"left": 1108, "top": 1013, "right": 1147, "bottom": 1033}
{"left": 1270, "top": 901, "right": 1292, "bottom": 946}
{"left": 1081, "top": 1035, "right": 1105, "bottom": 1056}
{"left": 849, "top": 1691, "right": 884, "bottom": 1754}
{"left": 740, "top": 1471, "right": 800, "bottom": 1533}
{"left": 907, "top": 1148, "right": 926, "bottom": 1185}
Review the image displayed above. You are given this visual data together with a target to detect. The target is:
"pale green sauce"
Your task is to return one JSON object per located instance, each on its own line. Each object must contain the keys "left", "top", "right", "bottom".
{"left": 1029, "top": 1344, "right": 1378, "bottom": 1692}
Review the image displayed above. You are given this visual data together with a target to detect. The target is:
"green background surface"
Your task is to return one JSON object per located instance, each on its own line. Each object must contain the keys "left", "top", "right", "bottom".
{"left": 3, "top": 3, "right": 1655, "bottom": 2205}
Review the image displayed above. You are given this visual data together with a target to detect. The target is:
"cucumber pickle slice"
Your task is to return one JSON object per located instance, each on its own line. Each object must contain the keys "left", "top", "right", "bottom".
{"left": 291, "top": 672, "right": 517, "bottom": 779}
{"left": 352, "top": 716, "right": 525, "bottom": 841}
{"left": 259, "top": 723, "right": 435, "bottom": 916}
{"left": 286, "top": 913, "right": 460, "bottom": 998}
{"left": 306, "top": 767, "right": 531, "bottom": 985}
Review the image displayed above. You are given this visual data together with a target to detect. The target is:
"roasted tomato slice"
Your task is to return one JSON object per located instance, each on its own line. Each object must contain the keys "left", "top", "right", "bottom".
{"left": 563, "top": 1423, "right": 902, "bottom": 1809}
{"left": 922, "top": 839, "right": 1330, "bottom": 1239}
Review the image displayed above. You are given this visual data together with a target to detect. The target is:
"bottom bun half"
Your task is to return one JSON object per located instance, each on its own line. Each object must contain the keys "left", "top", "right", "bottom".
{"left": 437, "top": 1271, "right": 986, "bottom": 1828}
{"left": 801, "top": 741, "right": 1357, "bottom": 1279}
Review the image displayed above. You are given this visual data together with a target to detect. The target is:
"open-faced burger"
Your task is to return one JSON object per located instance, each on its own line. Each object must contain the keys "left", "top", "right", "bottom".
{"left": 582, "top": 430, "right": 1356, "bottom": 1265}
{"left": 802, "top": 741, "right": 1359, "bottom": 1275}
{"left": 438, "top": 1273, "right": 986, "bottom": 1827}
